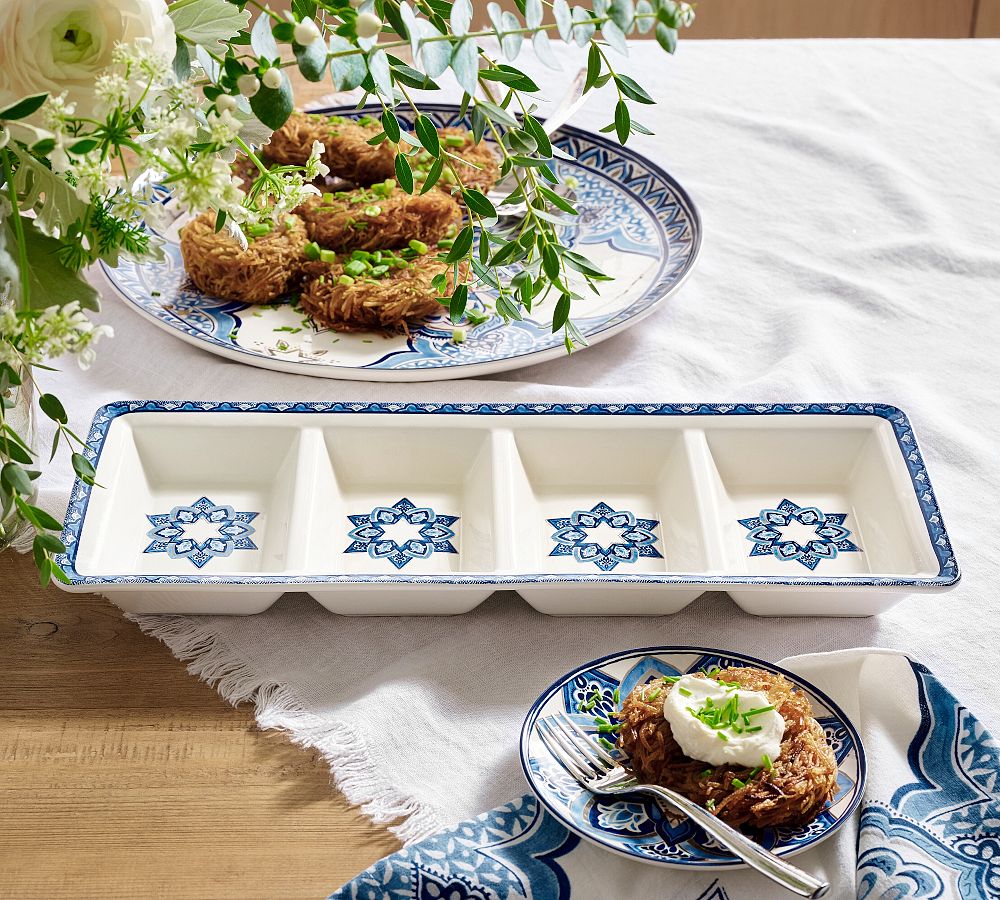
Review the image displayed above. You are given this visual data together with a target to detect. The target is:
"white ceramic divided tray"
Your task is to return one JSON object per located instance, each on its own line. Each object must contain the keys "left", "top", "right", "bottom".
{"left": 56, "top": 402, "right": 959, "bottom": 617}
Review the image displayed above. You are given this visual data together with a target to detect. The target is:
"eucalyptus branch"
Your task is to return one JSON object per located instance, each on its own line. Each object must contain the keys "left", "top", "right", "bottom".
{"left": 0, "top": 0, "right": 693, "bottom": 580}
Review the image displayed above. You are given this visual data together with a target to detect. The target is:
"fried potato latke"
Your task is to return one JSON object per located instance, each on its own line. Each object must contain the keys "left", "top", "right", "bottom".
{"left": 180, "top": 210, "right": 308, "bottom": 304}
{"left": 436, "top": 127, "right": 501, "bottom": 195}
{"left": 300, "top": 255, "right": 461, "bottom": 332}
{"left": 297, "top": 187, "right": 460, "bottom": 252}
{"left": 264, "top": 111, "right": 396, "bottom": 183}
{"left": 263, "top": 111, "right": 499, "bottom": 194}
{"left": 616, "top": 667, "right": 838, "bottom": 829}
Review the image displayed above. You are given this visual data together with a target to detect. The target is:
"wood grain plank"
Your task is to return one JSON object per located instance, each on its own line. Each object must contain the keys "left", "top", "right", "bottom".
{"left": 459, "top": 0, "right": 978, "bottom": 37}
{"left": 974, "top": 0, "right": 1000, "bottom": 35}
{"left": 682, "top": 0, "right": 976, "bottom": 38}
{"left": 0, "top": 551, "right": 399, "bottom": 899}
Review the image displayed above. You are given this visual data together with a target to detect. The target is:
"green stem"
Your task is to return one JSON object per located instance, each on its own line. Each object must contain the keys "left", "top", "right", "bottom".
{"left": 234, "top": 135, "right": 269, "bottom": 176}
{"left": 244, "top": 0, "right": 284, "bottom": 23}
{"left": 1, "top": 149, "right": 30, "bottom": 310}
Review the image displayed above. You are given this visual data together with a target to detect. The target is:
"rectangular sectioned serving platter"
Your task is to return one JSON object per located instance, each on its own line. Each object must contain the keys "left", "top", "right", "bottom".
{"left": 55, "top": 401, "right": 959, "bottom": 617}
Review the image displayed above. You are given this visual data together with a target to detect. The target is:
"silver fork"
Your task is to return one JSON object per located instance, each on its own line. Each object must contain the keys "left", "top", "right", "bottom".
{"left": 537, "top": 714, "right": 830, "bottom": 898}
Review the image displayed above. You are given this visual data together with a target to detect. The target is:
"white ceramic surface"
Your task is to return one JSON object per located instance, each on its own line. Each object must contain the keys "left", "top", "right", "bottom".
{"left": 56, "top": 402, "right": 958, "bottom": 616}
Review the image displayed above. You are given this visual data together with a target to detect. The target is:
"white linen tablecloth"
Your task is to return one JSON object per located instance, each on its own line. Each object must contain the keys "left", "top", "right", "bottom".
{"left": 24, "top": 38, "right": 1000, "bottom": 897}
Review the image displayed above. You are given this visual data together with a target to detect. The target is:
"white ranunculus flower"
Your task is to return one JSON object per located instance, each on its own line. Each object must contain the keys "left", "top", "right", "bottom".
{"left": 0, "top": 0, "right": 175, "bottom": 122}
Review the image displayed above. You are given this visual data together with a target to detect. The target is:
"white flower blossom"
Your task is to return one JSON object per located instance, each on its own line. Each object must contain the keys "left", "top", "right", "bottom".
{"left": 171, "top": 155, "right": 244, "bottom": 220}
{"left": 95, "top": 72, "right": 131, "bottom": 114}
{"left": 1, "top": 302, "right": 113, "bottom": 370}
{"left": 206, "top": 108, "right": 243, "bottom": 147}
{"left": 304, "top": 141, "right": 331, "bottom": 180}
{"left": 0, "top": 0, "right": 175, "bottom": 126}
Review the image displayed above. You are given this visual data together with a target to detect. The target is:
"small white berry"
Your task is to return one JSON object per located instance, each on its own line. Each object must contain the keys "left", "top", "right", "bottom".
{"left": 355, "top": 12, "right": 382, "bottom": 38}
{"left": 294, "top": 17, "right": 321, "bottom": 46}
{"left": 237, "top": 73, "right": 260, "bottom": 98}
{"left": 262, "top": 67, "right": 284, "bottom": 90}
{"left": 216, "top": 94, "right": 238, "bottom": 113}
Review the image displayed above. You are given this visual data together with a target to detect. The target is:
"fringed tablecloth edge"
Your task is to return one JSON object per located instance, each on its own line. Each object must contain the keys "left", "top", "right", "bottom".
{"left": 127, "top": 612, "right": 445, "bottom": 845}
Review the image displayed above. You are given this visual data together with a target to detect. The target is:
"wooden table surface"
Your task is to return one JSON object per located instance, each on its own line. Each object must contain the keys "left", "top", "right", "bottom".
{"left": 0, "top": 551, "right": 400, "bottom": 899}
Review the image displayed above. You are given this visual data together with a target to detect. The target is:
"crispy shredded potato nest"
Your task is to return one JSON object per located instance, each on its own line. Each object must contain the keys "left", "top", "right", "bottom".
{"left": 264, "top": 111, "right": 397, "bottom": 183}
{"left": 179, "top": 210, "right": 308, "bottom": 304}
{"left": 264, "top": 111, "right": 499, "bottom": 194}
{"left": 299, "top": 256, "right": 463, "bottom": 332}
{"left": 437, "top": 127, "right": 501, "bottom": 195}
{"left": 297, "top": 188, "right": 461, "bottom": 252}
{"left": 616, "top": 667, "right": 838, "bottom": 829}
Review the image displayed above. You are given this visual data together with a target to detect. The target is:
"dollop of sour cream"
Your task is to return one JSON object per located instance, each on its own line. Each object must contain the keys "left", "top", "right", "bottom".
{"left": 662, "top": 674, "right": 784, "bottom": 768}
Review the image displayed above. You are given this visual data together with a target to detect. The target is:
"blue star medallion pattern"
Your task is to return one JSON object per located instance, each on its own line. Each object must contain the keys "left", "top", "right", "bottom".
{"left": 144, "top": 496, "right": 258, "bottom": 569}
{"left": 548, "top": 501, "right": 662, "bottom": 572}
{"left": 345, "top": 497, "right": 459, "bottom": 570}
{"left": 738, "top": 498, "right": 861, "bottom": 570}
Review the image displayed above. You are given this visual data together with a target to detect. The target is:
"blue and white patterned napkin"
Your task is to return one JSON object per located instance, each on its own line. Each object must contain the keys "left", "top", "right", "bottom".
{"left": 329, "top": 650, "right": 1000, "bottom": 899}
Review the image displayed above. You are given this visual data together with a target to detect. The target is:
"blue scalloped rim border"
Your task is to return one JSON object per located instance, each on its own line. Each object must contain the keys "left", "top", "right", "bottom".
{"left": 519, "top": 644, "right": 868, "bottom": 869}
{"left": 56, "top": 401, "right": 959, "bottom": 588}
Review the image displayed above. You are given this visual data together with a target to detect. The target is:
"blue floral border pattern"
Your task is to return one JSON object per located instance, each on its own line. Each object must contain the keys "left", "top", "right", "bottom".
{"left": 100, "top": 103, "right": 701, "bottom": 375}
{"left": 144, "top": 496, "right": 258, "bottom": 568}
{"left": 738, "top": 498, "right": 861, "bottom": 571}
{"left": 519, "top": 646, "right": 866, "bottom": 869}
{"left": 857, "top": 660, "right": 1000, "bottom": 898}
{"left": 345, "top": 497, "right": 459, "bottom": 569}
{"left": 56, "top": 402, "right": 958, "bottom": 589}
{"left": 548, "top": 501, "right": 662, "bottom": 571}
{"left": 327, "top": 794, "right": 579, "bottom": 900}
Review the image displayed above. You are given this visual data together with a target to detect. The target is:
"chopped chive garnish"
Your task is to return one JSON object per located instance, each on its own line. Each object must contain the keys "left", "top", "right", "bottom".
{"left": 647, "top": 688, "right": 661, "bottom": 702}
{"left": 598, "top": 737, "right": 615, "bottom": 751}
{"left": 701, "top": 768, "right": 713, "bottom": 777}
{"left": 597, "top": 724, "right": 621, "bottom": 733}
{"left": 663, "top": 675, "right": 681, "bottom": 683}
{"left": 678, "top": 687, "right": 692, "bottom": 697}
{"left": 612, "top": 687, "right": 620, "bottom": 704}
{"left": 762, "top": 754, "right": 773, "bottom": 770}
{"left": 717, "top": 732, "right": 728, "bottom": 742}
{"left": 303, "top": 241, "right": 321, "bottom": 260}
{"left": 319, "top": 249, "right": 337, "bottom": 263}
{"left": 247, "top": 222, "right": 272, "bottom": 237}
{"left": 408, "top": 239, "right": 429, "bottom": 254}
{"left": 748, "top": 767, "right": 761, "bottom": 780}
{"left": 745, "top": 705, "right": 776, "bottom": 718}
{"left": 337, "top": 274, "right": 354, "bottom": 286}
{"left": 445, "top": 134, "right": 466, "bottom": 147}
{"left": 731, "top": 778, "right": 746, "bottom": 789}
{"left": 593, "top": 715, "right": 609, "bottom": 726}
{"left": 746, "top": 725, "right": 763, "bottom": 733}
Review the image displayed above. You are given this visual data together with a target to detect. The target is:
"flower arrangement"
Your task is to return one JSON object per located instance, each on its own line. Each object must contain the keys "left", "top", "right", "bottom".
{"left": 0, "top": 0, "right": 692, "bottom": 580}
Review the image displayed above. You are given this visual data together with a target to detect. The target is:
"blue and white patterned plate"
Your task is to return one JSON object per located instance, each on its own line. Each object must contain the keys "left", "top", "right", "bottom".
{"left": 100, "top": 103, "right": 701, "bottom": 382}
{"left": 520, "top": 646, "right": 866, "bottom": 869}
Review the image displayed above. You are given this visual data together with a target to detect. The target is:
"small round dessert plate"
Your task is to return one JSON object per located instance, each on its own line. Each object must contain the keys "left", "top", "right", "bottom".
{"left": 101, "top": 103, "right": 702, "bottom": 382}
{"left": 520, "top": 646, "right": 865, "bottom": 869}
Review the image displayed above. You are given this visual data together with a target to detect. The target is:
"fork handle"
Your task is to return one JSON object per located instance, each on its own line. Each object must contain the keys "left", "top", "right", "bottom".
{"left": 641, "top": 785, "right": 830, "bottom": 898}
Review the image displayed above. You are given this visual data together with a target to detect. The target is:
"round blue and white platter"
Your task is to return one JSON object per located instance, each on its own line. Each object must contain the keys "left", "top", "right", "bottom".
{"left": 101, "top": 103, "right": 702, "bottom": 382}
{"left": 520, "top": 646, "right": 866, "bottom": 870}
